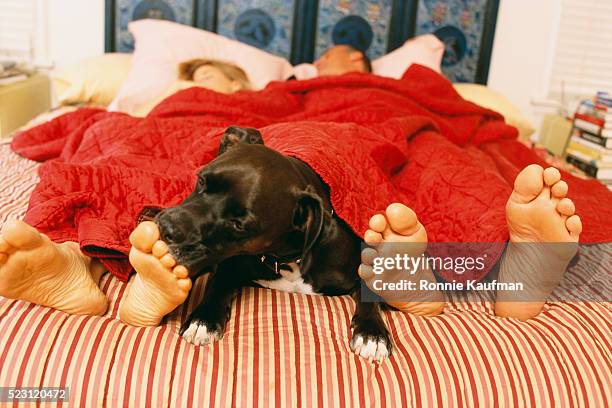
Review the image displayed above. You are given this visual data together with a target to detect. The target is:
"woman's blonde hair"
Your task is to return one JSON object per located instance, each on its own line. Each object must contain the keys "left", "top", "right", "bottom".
{"left": 178, "top": 59, "right": 251, "bottom": 90}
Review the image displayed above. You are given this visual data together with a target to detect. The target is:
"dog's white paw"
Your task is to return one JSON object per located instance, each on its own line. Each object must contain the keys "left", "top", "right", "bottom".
{"left": 350, "top": 334, "right": 391, "bottom": 363}
{"left": 181, "top": 321, "right": 223, "bottom": 346}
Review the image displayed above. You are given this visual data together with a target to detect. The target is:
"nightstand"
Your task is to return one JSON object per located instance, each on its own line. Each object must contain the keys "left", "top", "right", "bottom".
{"left": 538, "top": 114, "right": 573, "bottom": 156}
{"left": 0, "top": 73, "right": 51, "bottom": 138}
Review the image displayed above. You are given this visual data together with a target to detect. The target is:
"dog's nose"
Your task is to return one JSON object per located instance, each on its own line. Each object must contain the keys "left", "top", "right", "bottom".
{"left": 156, "top": 212, "right": 186, "bottom": 244}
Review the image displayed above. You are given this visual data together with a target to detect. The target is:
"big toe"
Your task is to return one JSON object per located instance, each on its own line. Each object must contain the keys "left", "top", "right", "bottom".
{"left": 129, "top": 221, "right": 160, "bottom": 252}
{"left": 385, "top": 203, "right": 419, "bottom": 235}
{"left": 1, "top": 219, "right": 43, "bottom": 249}
{"left": 512, "top": 164, "right": 545, "bottom": 204}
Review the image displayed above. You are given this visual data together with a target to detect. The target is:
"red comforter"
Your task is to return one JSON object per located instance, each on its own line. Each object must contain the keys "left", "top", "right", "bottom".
{"left": 11, "top": 65, "right": 612, "bottom": 282}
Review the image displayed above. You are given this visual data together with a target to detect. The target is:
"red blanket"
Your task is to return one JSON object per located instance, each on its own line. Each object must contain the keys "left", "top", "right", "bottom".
{"left": 11, "top": 65, "right": 612, "bottom": 282}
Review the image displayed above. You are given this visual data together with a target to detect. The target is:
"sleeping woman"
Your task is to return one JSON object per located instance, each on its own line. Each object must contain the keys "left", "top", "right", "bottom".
{"left": 134, "top": 58, "right": 251, "bottom": 116}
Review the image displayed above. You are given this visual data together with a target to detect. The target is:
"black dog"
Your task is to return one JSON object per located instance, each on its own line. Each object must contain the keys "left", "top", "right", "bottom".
{"left": 155, "top": 126, "right": 392, "bottom": 362}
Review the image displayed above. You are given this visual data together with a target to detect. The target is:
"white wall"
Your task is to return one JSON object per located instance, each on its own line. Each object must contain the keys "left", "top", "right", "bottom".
{"left": 41, "top": 0, "right": 105, "bottom": 68}
{"left": 487, "top": 0, "right": 561, "bottom": 127}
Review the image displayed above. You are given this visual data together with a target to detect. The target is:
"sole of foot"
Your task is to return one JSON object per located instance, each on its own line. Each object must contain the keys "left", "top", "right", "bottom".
{"left": 119, "top": 221, "right": 192, "bottom": 327}
{"left": 496, "top": 164, "right": 582, "bottom": 320}
{"left": 0, "top": 219, "right": 108, "bottom": 315}
{"left": 360, "top": 203, "right": 445, "bottom": 317}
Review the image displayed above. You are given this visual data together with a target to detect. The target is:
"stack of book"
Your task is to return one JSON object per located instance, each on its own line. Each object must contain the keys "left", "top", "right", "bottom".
{"left": 566, "top": 92, "right": 612, "bottom": 190}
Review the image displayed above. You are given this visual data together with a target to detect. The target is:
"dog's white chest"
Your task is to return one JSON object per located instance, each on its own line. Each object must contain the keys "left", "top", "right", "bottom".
{"left": 255, "top": 263, "right": 317, "bottom": 295}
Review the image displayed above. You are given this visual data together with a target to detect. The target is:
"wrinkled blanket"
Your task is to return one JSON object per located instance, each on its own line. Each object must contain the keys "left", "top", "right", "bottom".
{"left": 11, "top": 65, "right": 612, "bottom": 282}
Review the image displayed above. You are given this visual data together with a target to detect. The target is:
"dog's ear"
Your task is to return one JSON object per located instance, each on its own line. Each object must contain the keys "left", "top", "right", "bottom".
{"left": 218, "top": 126, "right": 264, "bottom": 156}
{"left": 293, "top": 186, "right": 325, "bottom": 255}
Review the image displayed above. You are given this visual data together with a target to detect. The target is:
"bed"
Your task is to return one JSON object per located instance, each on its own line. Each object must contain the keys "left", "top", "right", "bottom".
{"left": 1, "top": 1, "right": 611, "bottom": 407}
{"left": 1, "top": 138, "right": 610, "bottom": 406}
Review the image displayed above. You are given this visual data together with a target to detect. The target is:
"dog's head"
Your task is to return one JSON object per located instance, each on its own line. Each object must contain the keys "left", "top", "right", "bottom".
{"left": 155, "top": 126, "right": 325, "bottom": 271}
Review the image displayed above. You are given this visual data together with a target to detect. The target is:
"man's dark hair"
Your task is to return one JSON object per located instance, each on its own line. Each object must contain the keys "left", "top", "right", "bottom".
{"left": 344, "top": 44, "right": 372, "bottom": 73}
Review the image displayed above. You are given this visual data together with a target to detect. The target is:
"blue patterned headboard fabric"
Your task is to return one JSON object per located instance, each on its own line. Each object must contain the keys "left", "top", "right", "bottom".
{"left": 105, "top": 0, "right": 499, "bottom": 84}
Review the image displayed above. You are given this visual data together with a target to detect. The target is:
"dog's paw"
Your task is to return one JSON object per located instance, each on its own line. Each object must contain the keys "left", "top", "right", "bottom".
{"left": 350, "top": 330, "right": 392, "bottom": 363}
{"left": 179, "top": 318, "right": 224, "bottom": 346}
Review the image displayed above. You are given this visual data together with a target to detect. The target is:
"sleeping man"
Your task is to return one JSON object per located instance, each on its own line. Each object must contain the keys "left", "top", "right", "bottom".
{"left": 287, "top": 44, "right": 372, "bottom": 80}
{"left": 0, "top": 46, "right": 587, "bottom": 351}
{"left": 314, "top": 44, "right": 372, "bottom": 76}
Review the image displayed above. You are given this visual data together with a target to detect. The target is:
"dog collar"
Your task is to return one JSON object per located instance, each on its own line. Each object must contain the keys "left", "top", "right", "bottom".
{"left": 259, "top": 208, "right": 333, "bottom": 274}
{"left": 259, "top": 254, "right": 302, "bottom": 275}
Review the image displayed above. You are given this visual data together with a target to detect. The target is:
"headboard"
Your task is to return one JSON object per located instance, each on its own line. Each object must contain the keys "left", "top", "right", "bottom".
{"left": 105, "top": 0, "right": 499, "bottom": 84}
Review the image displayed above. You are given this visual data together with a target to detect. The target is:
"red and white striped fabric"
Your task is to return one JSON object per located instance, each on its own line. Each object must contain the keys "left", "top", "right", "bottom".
{"left": 0, "top": 142, "right": 610, "bottom": 407}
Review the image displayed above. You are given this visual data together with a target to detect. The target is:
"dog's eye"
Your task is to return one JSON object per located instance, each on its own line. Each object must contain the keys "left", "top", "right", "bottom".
{"left": 196, "top": 176, "right": 206, "bottom": 193}
{"left": 231, "top": 219, "right": 244, "bottom": 231}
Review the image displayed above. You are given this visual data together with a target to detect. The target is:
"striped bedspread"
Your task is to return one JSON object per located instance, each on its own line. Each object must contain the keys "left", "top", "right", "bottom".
{"left": 0, "top": 142, "right": 610, "bottom": 407}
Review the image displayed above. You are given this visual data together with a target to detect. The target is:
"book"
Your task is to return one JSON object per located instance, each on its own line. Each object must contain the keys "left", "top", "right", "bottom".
{"left": 574, "top": 117, "right": 612, "bottom": 137}
{"left": 574, "top": 118, "right": 603, "bottom": 134}
{"left": 578, "top": 129, "right": 612, "bottom": 148}
{"left": 567, "top": 136, "right": 612, "bottom": 163}
{"left": 596, "top": 92, "right": 612, "bottom": 108}
{"left": 581, "top": 100, "right": 612, "bottom": 122}
{"left": 566, "top": 154, "right": 612, "bottom": 180}
{"left": 565, "top": 148, "right": 612, "bottom": 168}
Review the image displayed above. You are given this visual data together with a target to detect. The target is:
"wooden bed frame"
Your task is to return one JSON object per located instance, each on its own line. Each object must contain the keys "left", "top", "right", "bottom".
{"left": 104, "top": 0, "right": 499, "bottom": 84}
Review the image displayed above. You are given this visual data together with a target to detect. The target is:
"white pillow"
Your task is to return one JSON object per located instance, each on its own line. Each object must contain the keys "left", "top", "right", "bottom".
{"left": 291, "top": 63, "right": 318, "bottom": 80}
{"left": 372, "top": 34, "right": 444, "bottom": 79}
{"left": 53, "top": 53, "right": 132, "bottom": 106}
{"left": 109, "top": 19, "right": 293, "bottom": 114}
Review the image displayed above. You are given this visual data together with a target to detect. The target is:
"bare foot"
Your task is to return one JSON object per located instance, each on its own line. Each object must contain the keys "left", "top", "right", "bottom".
{"left": 496, "top": 165, "right": 582, "bottom": 320}
{"left": 119, "top": 221, "right": 192, "bottom": 327}
{"left": 0, "top": 220, "right": 108, "bottom": 315}
{"left": 359, "top": 203, "right": 445, "bottom": 317}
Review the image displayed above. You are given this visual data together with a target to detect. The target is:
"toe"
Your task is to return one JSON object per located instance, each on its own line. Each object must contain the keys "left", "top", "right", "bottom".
{"left": 361, "top": 247, "right": 378, "bottom": 265}
{"left": 556, "top": 198, "right": 575, "bottom": 216}
{"left": 512, "top": 164, "right": 544, "bottom": 203}
{"left": 177, "top": 278, "right": 192, "bottom": 292}
{"left": 173, "top": 265, "right": 189, "bottom": 278}
{"left": 160, "top": 253, "right": 176, "bottom": 268}
{"left": 385, "top": 203, "right": 418, "bottom": 235}
{"left": 129, "top": 221, "right": 160, "bottom": 252}
{"left": 364, "top": 229, "right": 383, "bottom": 245}
{"left": 543, "top": 167, "right": 561, "bottom": 186}
{"left": 369, "top": 214, "right": 387, "bottom": 233}
{"left": 566, "top": 215, "right": 582, "bottom": 236}
{"left": 358, "top": 264, "right": 374, "bottom": 280}
{"left": 1, "top": 219, "right": 43, "bottom": 249}
{"left": 152, "top": 240, "right": 169, "bottom": 258}
{"left": 551, "top": 180, "right": 568, "bottom": 198}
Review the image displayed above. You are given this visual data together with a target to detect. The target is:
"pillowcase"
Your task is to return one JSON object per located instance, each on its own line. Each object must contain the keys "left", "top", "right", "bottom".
{"left": 109, "top": 19, "right": 293, "bottom": 114}
{"left": 133, "top": 80, "right": 205, "bottom": 117}
{"left": 291, "top": 63, "right": 318, "bottom": 80}
{"left": 454, "top": 83, "right": 536, "bottom": 140}
{"left": 53, "top": 53, "right": 132, "bottom": 106}
{"left": 372, "top": 34, "right": 444, "bottom": 79}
